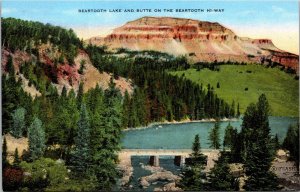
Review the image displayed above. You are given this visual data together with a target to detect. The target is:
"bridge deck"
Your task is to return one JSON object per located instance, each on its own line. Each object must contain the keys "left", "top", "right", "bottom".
{"left": 118, "top": 149, "right": 220, "bottom": 170}
{"left": 120, "top": 149, "right": 216, "bottom": 156}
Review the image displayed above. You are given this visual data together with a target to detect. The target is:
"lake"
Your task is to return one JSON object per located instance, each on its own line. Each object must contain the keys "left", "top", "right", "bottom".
{"left": 120, "top": 116, "right": 298, "bottom": 190}
{"left": 122, "top": 116, "right": 299, "bottom": 149}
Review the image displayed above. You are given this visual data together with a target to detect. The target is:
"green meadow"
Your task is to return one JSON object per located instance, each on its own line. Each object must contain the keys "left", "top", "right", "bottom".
{"left": 170, "top": 65, "right": 299, "bottom": 117}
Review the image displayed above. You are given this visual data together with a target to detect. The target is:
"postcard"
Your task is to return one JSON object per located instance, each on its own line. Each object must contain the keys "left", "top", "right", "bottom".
{"left": 1, "top": 0, "right": 299, "bottom": 191}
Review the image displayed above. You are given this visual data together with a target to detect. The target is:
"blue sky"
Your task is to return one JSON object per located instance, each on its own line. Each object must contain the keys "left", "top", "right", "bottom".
{"left": 2, "top": 0, "right": 299, "bottom": 53}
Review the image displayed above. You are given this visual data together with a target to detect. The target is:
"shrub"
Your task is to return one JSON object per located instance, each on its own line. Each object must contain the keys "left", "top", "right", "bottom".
{"left": 3, "top": 167, "right": 24, "bottom": 191}
{"left": 20, "top": 158, "right": 68, "bottom": 190}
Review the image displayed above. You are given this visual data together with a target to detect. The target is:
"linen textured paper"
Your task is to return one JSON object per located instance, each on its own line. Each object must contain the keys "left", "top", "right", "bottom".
{"left": 1, "top": 0, "right": 299, "bottom": 191}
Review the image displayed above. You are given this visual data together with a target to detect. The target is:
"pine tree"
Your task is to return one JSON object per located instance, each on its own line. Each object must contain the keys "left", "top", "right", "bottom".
{"left": 282, "top": 124, "right": 299, "bottom": 168}
{"left": 178, "top": 134, "right": 207, "bottom": 191}
{"left": 207, "top": 152, "right": 239, "bottom": 191}
{"left": 242, "top": 94, "right": 279, "bottom": 191}
{"left": 90, "top": 78, "right": 123, "bottom": 190}
{"left": 122, "top": 91, "right": 130, "bottom": 128}
{"left": 61, "top": 86, "right": 67, "bottom": 98}
{"left": 2, "top": 137, "right": 9, "bottom": 169}
{"left": 77, "top": 82, "right": 84, "bottom": 109}
{"left": 88, "top": 85, "right": 105, "bottom": 159}
{"left": 65, "top": 88, "right": 80, "bottom": 148}
{"left": 70, "top": 103, "right": 91, "bottom": 175}
{"left": 230, "top": 128, "right": 243, "bottom": 162}
{"left": 192, "top": 134, "right": 201, "bottom": 157}
{"left": 11, "top": 107, "right": 26, "bottom": 138}
{"left": 7, "top": 55, "right": 15, "bottom": 76}
{"left": 28, "top": 117, "right": 46, "bottom": 160}
{"left": 13, "top": 148, "right": 21, "bottom": 168}
{"left": 230, "top": 101, "right": 235, "bottom": 118}
{"left": 236, "top": 103, "right": 241, "bottom": 117}
{"left": 223, "top": 123, "right": 234, "bottom": 149}
{"left": 209, "top": 122, "right": 221, "bottom": 149}
{"left": 272, "top": 134, "right": 280, "bottom": 151}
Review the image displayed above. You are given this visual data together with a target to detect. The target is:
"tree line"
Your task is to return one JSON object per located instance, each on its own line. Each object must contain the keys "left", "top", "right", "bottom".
{"left": 2, "top": 17, "right": 82, "bottom": 64}
{"left": 86, "top": 45, "right": 240, "bottom": 128}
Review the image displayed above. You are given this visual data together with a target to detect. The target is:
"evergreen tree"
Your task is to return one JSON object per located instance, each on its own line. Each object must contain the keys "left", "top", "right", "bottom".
{"left": 242, "top": 94, "right": 279, "bottom": 191}
{"left": 28, "top": 117, "right": 46, "bottom": 160}
{"left": 88, "top": 85, "right": 105, "bottom": 158}
{"left": 207, "top": 152, "right": 239, "bottom": 191}
{"left": 77, "top": 82, "right": 84, "bottom": 109}
{"left": 178, "top": 134, "right": 207, "bottom": 191}
{"left": 70, "top": 103, "right": 90, "bottom": 175}
{"left": 230, "top": 128, "right": 243, "bottom": 162}
{"left": 2, "top": 137, "right": 9, "bottom": 169}
{"left": 7, "top": 55, "right": 15, "bottom": 76}
{"left": 67, "top": 89, "right": 80, "bottom": 143}
{"left": 236, "top": 103, "right": 241, "bottom": 117}
{"left": 209, "top": 122, "right": 221, "bottom": 149}
{"left": 90, "top": 78, "right": 123, "bottom": 190}
{"left": 13, "top": 148, "right": 21, "bottom": 168}
{"left": 272, "top": 134, "right": 280, "bottom": 151}
{"left": 192, "top": 134, "right": 201, "bottom": 156}
{"left": 11, "top": 107, "right": 26, "bottom": 138}
{"left": 61, "top": 86, "right": 67, "bottom": 98}
{"left": 223, "top": 123, "right": 234, "bottom": 149}
{"left": 2, "top": 74, "right": 21, "bottom": 134}
{"left": 282, "top": 124, "right": 299, "bottom": 168}
{"left": 230, "top": 101, "right": 235, "bottom": 117}
{"left": 121, "top": 91, "right": 130, "bottom": 128}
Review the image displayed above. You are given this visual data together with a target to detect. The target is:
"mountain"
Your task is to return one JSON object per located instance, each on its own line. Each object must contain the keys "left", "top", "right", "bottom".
{"left": 1, "top": 18, "right": 132, "bottom": 96}
{"left": 89, "top": 16, "right": 298, "bottom": 71}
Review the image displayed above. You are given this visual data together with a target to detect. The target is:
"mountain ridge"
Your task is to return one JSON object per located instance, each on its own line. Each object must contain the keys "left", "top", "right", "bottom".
{"left": 88, "top": 16, "right": 298, "bottom": 71}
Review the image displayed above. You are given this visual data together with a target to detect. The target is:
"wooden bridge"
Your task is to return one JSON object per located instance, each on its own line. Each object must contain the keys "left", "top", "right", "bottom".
{"left": 118, "top": 149, "right": 220, "bottom": 170}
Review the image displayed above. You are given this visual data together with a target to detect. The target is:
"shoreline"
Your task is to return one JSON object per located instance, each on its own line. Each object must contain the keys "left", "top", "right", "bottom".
{"left": 123, "top": 117, "right": 239, "bottom": 131}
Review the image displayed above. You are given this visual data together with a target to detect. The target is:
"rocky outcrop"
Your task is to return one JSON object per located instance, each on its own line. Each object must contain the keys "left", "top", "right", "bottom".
{"left": 90, "top": 16, "right": 298, "bottom": 71}
{"left": 117, "top": 164, "right": 133, "bottom": 187}
{"left": 154, "top": 182, "right": 182, "bottom": 191}
{"left": 1, "top": 45, "right": 133, "bottom": 95}
{"left": 139, "top": 170, "right": 181, "bottom": 189}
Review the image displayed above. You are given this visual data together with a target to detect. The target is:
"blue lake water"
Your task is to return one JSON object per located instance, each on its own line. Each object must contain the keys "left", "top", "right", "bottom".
{"left": 120, "top": 116, "right": 298, "bottom": 190}
{"left": 122, "top": 116, "right": 299, "bottom": 149}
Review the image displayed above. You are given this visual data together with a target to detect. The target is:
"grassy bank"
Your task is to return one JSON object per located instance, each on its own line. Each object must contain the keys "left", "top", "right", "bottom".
{"left": 170, "top": 65, "right": 299, "bottom": 117}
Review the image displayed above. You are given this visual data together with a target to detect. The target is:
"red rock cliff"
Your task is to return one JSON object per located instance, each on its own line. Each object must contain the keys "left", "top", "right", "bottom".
{"left": 89, "top": 16, "right": 299, "bottom": 71}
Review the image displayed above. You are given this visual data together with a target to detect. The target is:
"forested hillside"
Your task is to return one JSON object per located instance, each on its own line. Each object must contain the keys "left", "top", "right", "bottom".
{"left": 2, "top": 17, "right": 236, "bottom": 191}
{"left": 86, "top": 46, "right": 238, "bottom": 128}
{"left": 2, "top": 17, "right": 82, "bottom": 63}
{"left": 2, "top": 18, "right": 124, "bottom": 191}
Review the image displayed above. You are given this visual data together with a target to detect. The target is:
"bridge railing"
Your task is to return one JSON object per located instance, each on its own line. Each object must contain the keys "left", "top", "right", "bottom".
{"left": 119, "top": 149, "right": 217, "bottom": 153}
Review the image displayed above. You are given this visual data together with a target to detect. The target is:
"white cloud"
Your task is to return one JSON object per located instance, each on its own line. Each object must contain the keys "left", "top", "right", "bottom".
{"left": 272, "top": 6, "right": 285, "bottom": 13}
{"left": 271, "top": 5, "right": 297, "bottom": 18}
{"left": 2, "top": 8, "right": 17, "bottom": 14}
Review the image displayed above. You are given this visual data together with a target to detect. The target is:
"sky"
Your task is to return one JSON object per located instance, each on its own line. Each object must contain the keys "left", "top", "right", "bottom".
{"left": 2, "top": 0, "right": 299, "bottom": 54}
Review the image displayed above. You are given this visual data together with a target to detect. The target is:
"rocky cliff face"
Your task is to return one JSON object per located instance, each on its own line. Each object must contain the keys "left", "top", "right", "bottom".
{"left": 1, "top": 44, "right": 133, "bottom": 96}
{"left": 89, "top": 16, "right": 298, "bottom": 71}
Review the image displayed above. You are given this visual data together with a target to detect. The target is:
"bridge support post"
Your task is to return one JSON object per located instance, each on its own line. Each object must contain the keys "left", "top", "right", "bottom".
{"left": 174, "top": 155, "right": 185, "bottom": 166}
{"left": 149, "top": 155, "right": 159, "bottom": 166}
